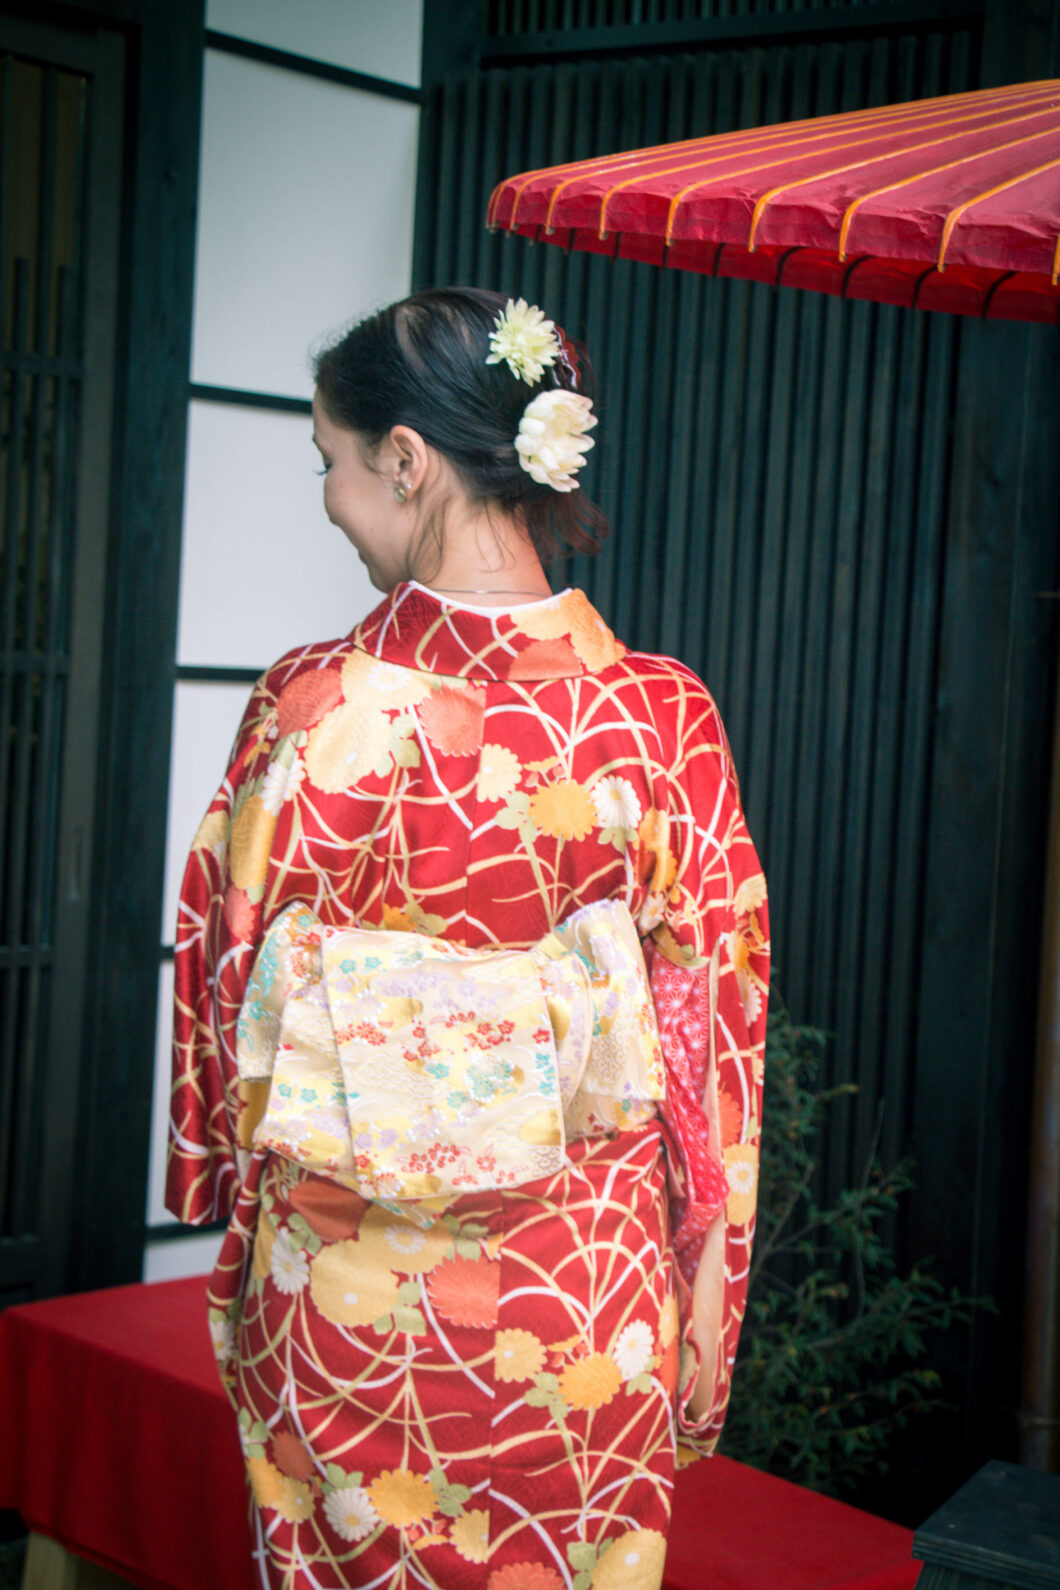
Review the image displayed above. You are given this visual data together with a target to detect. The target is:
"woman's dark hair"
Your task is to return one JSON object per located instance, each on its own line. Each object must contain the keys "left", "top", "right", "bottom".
{"left": 313, "top": 287, "right": 608, "bottom": 566}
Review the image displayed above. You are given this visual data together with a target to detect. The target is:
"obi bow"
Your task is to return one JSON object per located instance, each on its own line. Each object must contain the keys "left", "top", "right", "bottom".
{"left": 236, "top": 899, "right": 665, "bottom": 1222}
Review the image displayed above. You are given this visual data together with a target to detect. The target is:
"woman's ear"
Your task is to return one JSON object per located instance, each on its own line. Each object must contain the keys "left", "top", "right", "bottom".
{"left": 388, "top": 425, "right": 431, "bottom": 497}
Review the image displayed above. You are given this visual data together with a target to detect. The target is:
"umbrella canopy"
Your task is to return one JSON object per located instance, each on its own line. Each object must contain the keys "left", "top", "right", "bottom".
{"left": 488, "top": 79, "right": 1060, "bottom": 323}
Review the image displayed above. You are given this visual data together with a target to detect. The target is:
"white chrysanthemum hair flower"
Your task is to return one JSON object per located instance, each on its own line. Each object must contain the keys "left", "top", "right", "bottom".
{"left": 515, "top": 389, "right": 597, "bottom": 492}
{"left": 486, "top": 297, "right": 560, "bottom": 384}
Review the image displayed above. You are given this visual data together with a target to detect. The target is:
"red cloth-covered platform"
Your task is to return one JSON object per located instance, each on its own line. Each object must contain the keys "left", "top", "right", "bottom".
{"left": 0, "top": 1276, "right": 921, "bottom": 1590}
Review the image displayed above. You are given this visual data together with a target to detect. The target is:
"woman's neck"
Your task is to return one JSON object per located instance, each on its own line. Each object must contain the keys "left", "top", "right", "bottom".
{"left": 413, "top": 506, "right": 552, "bottom": 606}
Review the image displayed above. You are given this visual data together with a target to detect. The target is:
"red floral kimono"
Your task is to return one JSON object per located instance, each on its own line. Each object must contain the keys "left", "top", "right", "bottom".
{"left": 167, "top": 582, "right": 769, "bottom": 1590}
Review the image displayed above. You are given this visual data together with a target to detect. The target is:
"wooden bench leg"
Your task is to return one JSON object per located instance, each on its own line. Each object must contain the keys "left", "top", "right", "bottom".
{"left": 21, "top": 1533, "right": 138, "bottom": 1590}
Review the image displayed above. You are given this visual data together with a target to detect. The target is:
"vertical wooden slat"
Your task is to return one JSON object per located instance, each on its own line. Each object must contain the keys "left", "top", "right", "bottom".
{"left": 0, "top": 261, "right": 29, "bottom": 924}
{"left": 0, "top": 55, "right": 11, "bottom": 351}
{"left": 19, "top": 67, "right": 56, "bottom": 921}
{"left": 0, "top": 261, "right": 30, "bottom": 1234}
{"left": 5, "top": 69, "right": 56, "bottom": 1237}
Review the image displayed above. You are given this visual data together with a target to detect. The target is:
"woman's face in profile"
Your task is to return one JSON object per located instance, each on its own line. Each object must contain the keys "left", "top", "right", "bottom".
{"left": 311, "top": 393, "right": 412, "bottom": 592}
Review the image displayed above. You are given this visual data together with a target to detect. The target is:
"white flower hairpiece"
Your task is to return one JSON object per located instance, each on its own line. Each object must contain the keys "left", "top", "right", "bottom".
{"left": 515, "top": 389, "right": 597, "bottom": 493}
{"left": 486, "top": 297, "right": 560, "bottom": 385}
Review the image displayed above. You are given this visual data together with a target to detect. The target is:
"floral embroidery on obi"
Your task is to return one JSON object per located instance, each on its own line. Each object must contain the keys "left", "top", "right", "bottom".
{"left": 236, "top": 899, "right": 664, "bottom": 1224}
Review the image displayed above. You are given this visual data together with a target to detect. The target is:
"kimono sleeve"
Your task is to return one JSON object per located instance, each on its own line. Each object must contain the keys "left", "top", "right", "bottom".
{"left": 165, "top": 667, "right": 282, "bottom": 1225}
{"left": 642, "top": 668, "right": 769, "bottom": 1453}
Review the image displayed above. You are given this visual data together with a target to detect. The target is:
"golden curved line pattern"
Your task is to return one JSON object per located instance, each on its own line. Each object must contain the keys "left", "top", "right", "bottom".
{"left": 837, "top": 124, "right": 1060, "bottom": 260}
{"left": 1053, "top": 232, "right": 1060, "bottom": 285}
{"left": 744, "top": 103, "right": 1059, "bottom": 254}
{"left": 937, "top": 152, "right": 1060, "bottom": 269}
{"left": 492, "top": 81, "right": 1057, "bottom": 233}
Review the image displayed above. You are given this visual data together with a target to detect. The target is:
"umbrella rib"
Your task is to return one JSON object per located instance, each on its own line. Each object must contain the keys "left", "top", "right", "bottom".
{"left": 543, "top": 102, "right": 995, "bottom": 235}
{"left": 774, "top": 246, "right": 800, "bottom": 287}
{"left": 490, "top": 82, "right": 1057, "bottom": 231}
{"left": 937, "top": 153, "right": 1060, "bottom": 269}
{"left": 745, "top": 109, "right": 1060, "bottom": 254}
{"left": 837, "top": 128, "right": 1060, "bottom": 260}
{"left": 979, "top": 272, "right": 1016, "bottom": 316}
{"left": 597, "top": 98, "right": 1047, "bottom": 240}
{"left": 660, "top": 102, "right": 1059, "bottom": 250}
{"left": 840, "top": 255, "right": 873, "bottom": 298}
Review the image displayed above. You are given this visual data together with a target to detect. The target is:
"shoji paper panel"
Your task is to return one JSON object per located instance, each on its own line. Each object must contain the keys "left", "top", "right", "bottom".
{"left": 146, "top": 961, "right": 176, "bottom": 1228}
{"left": 206, "top": 0, "right": 422, "bottom": 87}
{"left": 143, "top": 1230, "right": 225, "bottom": 1283}
{"left": 177, "top": 399, "right": 377, "bottom": 668}
{"left": 162, "top": 681, "right": 256, "bottom": 938}
{"left": 192, "top": 51, "right": 418, "bottom": 396}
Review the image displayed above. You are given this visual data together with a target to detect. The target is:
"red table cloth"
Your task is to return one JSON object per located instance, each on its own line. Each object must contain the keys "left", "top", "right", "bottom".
{"left": 0, "top": 1276, "right": 921, "bottom": 1590}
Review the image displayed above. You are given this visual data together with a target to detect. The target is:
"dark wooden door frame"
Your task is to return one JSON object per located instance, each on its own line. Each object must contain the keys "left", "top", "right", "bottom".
{"left": 9, "top": 0, "right": 204, "bottom": 1295}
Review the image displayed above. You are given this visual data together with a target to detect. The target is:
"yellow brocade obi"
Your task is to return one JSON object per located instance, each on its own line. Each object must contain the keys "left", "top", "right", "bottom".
{"left": 235, "top": 899, "right": 665, "bottom": 1224}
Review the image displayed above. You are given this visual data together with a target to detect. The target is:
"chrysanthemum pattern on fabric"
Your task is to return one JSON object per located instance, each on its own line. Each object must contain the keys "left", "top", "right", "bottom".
{"left": 211, "top": 1133, "right": 678, "bottom": 1589}
{"left": 169, "top": 580, "right": 769, "bottom": 1586}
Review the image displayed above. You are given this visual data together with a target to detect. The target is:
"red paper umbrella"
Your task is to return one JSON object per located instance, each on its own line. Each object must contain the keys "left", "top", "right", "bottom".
{"left": 488, "top": 78, "right": 1060, "bottom": 323}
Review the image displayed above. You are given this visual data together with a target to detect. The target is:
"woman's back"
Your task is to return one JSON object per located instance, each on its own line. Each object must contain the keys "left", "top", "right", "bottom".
{"left": 167, "top": 289, "right": 768, "bottom": 1590}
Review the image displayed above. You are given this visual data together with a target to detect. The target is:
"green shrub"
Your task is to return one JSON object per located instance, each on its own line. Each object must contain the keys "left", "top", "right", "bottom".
{"left": 720, "top": 1001, "right": 983, "bottom": 1495}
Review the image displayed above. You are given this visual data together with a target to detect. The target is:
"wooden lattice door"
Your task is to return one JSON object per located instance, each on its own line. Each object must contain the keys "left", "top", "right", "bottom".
{"left": 0, "top": 15, "right": 123, "bottom": 1304}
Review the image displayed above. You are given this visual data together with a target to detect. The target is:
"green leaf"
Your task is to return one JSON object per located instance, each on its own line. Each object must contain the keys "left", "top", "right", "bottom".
{"left": 494, "top": 796, "right": 531, "bottom": 830}
{"left": 392, "top": 732, "right": 421, "bottom": 769}
{"left": 392, "top": 1305, "right": 427, "bottom": 1334}
{"left": 523, "top": 1386, "right": 550, "bottom": 1408}
{"left": 326, "top": 1463, "right": 348, "bottom": 1487}
{"left": 567, "top": 1543, "right": 598, "bottom": 1570}
{"left": 436, "top": 1484, "right": 472, "bottom": 1517}
{"left": 455, "top": 1238, "right": 481, "bottom": 1260}
{"left": 572, "top": 1574, "right": 593, "bottom": 1590}
{"left": 397, "top": 1280, "right": 422, "bottom": 1305}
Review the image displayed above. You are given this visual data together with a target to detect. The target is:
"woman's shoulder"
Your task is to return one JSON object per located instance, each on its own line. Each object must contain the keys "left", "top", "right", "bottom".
{"left": 610, "top": 643, "right": 719, "bottom": 704}
{"left": 607, "top": 645, "right": 734, "bottom": 768}
{"left": 254, "top": 633, "right": 358, "bottom": 700}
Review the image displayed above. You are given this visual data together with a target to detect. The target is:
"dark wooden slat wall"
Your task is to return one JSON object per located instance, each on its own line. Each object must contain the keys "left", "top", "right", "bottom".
{"left": 414, "top": 3, "right": 1060, "bottom": 1511}
{"left": 415, "top": 26, "right": 970, "bottom": 1194}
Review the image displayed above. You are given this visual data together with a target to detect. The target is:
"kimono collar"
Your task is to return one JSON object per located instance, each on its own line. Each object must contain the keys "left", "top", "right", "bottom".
{"left": 350, "top": 581, "right": 626, "bottom": 682}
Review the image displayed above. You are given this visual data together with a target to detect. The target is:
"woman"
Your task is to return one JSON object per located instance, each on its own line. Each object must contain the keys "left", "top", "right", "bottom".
{"left": 167, "top": 288, "right": 769, "bottom": 1590}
